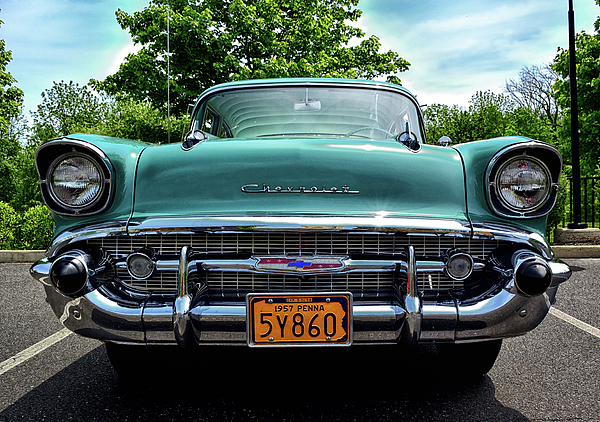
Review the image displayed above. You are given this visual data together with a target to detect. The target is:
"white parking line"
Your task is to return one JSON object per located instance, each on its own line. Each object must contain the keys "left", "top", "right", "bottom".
{"left": 0, "top": 328, "right": 72, "bottom": 376}
{"left": 550, "top": 307, "right": 600, "bottom": 339}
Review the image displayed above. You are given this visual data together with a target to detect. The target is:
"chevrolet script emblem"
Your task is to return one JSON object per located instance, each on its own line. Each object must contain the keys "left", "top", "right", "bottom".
{"left": 254, "top": 256, "right": 346, "bottom": 273}
{"left": 241, "top": 184, "right": 359, "bottom": 194}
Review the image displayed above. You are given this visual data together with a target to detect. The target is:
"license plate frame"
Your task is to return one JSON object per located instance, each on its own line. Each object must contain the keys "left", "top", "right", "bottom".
{"left": 246, "top": 292, "right": 353, "bottom": 347}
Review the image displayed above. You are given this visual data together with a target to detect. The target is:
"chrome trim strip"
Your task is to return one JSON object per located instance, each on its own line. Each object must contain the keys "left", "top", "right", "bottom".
{"left": 471, "top": 223, "right": 552, "bottom": 259}
{"left": 117, "top": 258, "right": 484, "bottom": 276}
{"left": 46, "top": 217, "right": 554, "bottom": 265}
{"left": 126, "top": 215, "right": 473, "bottom": 236}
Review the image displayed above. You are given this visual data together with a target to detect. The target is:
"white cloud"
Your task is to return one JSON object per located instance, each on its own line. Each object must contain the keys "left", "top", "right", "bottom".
{"left": 2, "top": 0, "right": 147, "bottom": 115}
{"left": 2, "top": 0, "right": 598, "bottom": 116}
{"left": 358, "top": 0, "right": 598, "bottom": 106}
{"left": 105, "top": 42, "right": 143, "bottom": 78}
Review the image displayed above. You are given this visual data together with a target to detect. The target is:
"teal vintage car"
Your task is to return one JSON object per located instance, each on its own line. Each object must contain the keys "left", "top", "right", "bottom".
{"left": 31, "top": 78, "right": 570, "bottom": 378}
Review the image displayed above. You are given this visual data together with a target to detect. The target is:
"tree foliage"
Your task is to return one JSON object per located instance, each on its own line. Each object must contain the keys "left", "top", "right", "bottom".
{"left": 1, "top": 13, "right": 25, "bottom": 206}
{"left": 552, "top": 1, "right": 600, "bottom": 176}
{"left": 31, "top": 80, "right": 185, "bottom": 144}
{"left": 424, "top": 90, "right": 558, "bottom": 147}
{"left": 30, "top": 80, "right": 110, "bottom": 142}
{"left": 425, "top": 91, "right": 511, "bottom": 144}
{"left": 0, "top": 14, "right": 24, "bottom": 140}
{"left": 504, "top": 64, "right": 561, "bottom": 131}
{"left": 93, "top": 0, "right": 410, "bottom": 114}
{"left": 82, "top": 97, "right": 188, "bottom": 143}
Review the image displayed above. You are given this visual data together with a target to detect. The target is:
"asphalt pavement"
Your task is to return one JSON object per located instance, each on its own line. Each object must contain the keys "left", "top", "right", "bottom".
{"left": 0, "top": 259, "right": 599, "bottom": 422}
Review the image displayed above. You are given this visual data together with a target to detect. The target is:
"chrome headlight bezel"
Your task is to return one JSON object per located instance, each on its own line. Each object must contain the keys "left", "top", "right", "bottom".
{"left": 46, "top": 152, "right": 106, "bottom": 210}
{"left": 36, "top": 139, "right": 114, "bottom": 216}
{"left": 486, "top": 142, "right": 562, "bottom": 219}
{"left": 493, "top": 155, "right": 552, "bottom": 213}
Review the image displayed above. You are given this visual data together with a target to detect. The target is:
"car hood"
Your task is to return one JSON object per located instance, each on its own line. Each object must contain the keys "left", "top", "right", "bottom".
{"left": 132, "top": 138, "right": 468, "bottom": 221}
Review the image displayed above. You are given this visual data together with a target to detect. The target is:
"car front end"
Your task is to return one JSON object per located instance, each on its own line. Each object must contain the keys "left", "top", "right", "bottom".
{"left": 30, "top": 79, "right": 570, "bottom": 377}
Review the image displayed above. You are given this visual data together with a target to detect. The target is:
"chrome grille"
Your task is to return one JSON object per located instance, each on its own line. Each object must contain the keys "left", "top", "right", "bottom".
{"left": 206, "top": 272, "right": 394, "bottom": 297}
{"left": 87, "top": 233, "right": 503, "bottom": 293}
{"left": 90, "top": 233, "right": 494, "bottom": 256}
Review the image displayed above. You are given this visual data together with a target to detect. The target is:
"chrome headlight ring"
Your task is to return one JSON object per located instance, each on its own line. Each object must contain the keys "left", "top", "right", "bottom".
{"left": 494, "top": 155, "right": 552, "bottom": 213}
{"left": 46, "top": 152, "right": 106, "bottom": 211}
{"left": 36, "top": 139, "right": 114, "bottom": 216}
{"left": 486, "top": 142, "right": 561, "bottom": 219}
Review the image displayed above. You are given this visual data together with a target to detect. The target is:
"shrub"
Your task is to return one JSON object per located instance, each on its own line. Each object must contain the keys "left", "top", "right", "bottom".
{"left": 0, "top": 202, "right": 53, "bottom": 250}
{"left": 16, "top": 205, "right": 53, "bottom": 250}
{"left": 0, "top": 202, "right": 19, "bottom": 249}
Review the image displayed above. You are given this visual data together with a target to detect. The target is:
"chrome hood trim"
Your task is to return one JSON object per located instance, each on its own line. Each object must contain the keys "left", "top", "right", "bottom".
{"left": 126, "top": 215, "right": 473, "bottom": 236}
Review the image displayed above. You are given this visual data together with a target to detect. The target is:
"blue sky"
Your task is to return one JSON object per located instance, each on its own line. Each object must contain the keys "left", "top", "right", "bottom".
{"left": 1, "top": 0, "right": 598, "bottom": 118}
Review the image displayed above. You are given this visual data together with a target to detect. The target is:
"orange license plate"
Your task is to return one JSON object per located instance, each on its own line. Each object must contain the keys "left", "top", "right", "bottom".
{"left": 247, "top": 293, "right": 352, "bottom": 347}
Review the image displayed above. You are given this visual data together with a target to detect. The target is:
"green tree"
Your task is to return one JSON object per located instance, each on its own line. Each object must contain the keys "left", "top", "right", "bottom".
{"left": 92, "top": 0, "right": 410, "bottom": 115}
{"left": 424, "top": 90, "right": 557, "bottom": 146}
{"left": 9, "top": 140, "right": 43, "bottom": 212}
{"left": 31, "top": 80, "right": 188, "bottom": 144}
{"left": 552, "top": 0, "right": 600, "bottom": 176}
{"left": 424, "top": 91, "right": 513, "bottom": 144}
{"left": 0, "top": 14, "right": 23, "bottom": 140}
{"left": 0, "top": 202, "right": 19, "bottom": 249}
{"left": 504, "top": 64, "right": 561, "bottom": 133}
{"left": 1, "top": 13, "right": 25, "bottom": 204}
{"left": 30, "top": 80, "right": 110, "bottom": 143}
{"left": 82, "top": 97, "right": 188, "bottom": 143}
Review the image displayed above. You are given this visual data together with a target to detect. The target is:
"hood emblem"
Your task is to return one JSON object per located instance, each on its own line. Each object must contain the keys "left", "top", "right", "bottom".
{"left": 254, "top": 256, "right": 346, "bottom": 273}
{"left": 242, "top": 184, "right": 359, "bottom": 194}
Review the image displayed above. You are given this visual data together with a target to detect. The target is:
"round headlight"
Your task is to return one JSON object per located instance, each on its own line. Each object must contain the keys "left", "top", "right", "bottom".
{"left": 48, "top": 154, "right": 104, "bottom": 209}
{"left": 495, "top": 156, "right": 551, "bottom": 212}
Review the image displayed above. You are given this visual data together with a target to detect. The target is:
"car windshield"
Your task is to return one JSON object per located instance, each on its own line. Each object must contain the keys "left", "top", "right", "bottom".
{"left": 192, "top": 85, "right": 425, "bottom": 142}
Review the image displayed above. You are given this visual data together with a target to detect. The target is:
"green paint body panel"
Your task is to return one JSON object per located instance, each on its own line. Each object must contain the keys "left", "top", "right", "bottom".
{"left": 50, "top": 133, "right": 149, "bottom": 236}
{"left": 132, "top": 139, "right": 468, "bottom": 221}
{"left": 453, "top": 136, "right": 548, "bottom": 236}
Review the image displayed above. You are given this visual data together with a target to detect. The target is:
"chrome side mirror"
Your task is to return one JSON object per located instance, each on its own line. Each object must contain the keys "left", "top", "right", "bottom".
{"left": 182, "top": 130, "right": 208, "bottom": 150}
{"left": 397, "top": 131, "right": 421, "bottom": 152}
{"left": 437, "top": 136, "right": 452, "bottom": 147}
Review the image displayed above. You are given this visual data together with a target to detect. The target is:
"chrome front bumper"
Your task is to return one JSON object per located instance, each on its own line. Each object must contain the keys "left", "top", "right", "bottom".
{"left": 31, "top": 253, "right": 571, "bottom": 347}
